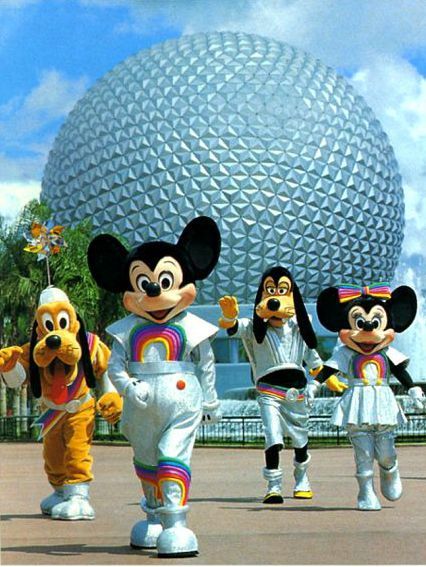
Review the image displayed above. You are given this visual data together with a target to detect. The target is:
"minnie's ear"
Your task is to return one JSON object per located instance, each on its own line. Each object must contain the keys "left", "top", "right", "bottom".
{"left": 316, "top": 287, "right": 342, "bottom": 332}
{"left": 293, "top": 283, "right": 317, "bottom": 349}
{"left": 88, "top": 234, "right": 129, "bottom": 293}
{"left": 177, "top": 216, "right": 221, "bottom": 280}
{"left": 388, "top": 285, "right": 417, "bottom": 333}
{"left": 29, "top": 321, "right": 41, "bottom": 398}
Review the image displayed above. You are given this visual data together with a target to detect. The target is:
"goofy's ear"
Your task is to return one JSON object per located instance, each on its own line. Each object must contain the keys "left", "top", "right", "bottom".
{"left": 316, "top": 287, "right": 342, "bottom": 332}
{"left": 293, "top": 283, "right": 317, "bottom": 349}
{"left": 253, "top": 278, "right": 268, "bottom": 344}
{"left": 29, "top": 321, "right": 41, "bottom": 398}
{"left": 88, "top": 234, "right": 129, "bottom": 293}
{"left": 387, "top": 285, "right": 417, "bottom": 333}
{"left": 177, "top": 216, "right": 221, "bottom": 280}
{"left": 77, "top": 315, "right": 96, "bottom": 388}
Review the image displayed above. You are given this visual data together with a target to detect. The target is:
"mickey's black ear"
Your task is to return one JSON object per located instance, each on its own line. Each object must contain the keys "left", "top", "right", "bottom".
{"left": 316, "top": 287, "right": 342, "bottom": 332}
{"left": 293, "top": 283, "right": 317, "bottom": 349}
{"left": 29, "top": 321, "right": 41, "bottom": 398}
{"left": 88, "top": 234, "right": 129, "bottom": 293}
{"left": 177, "top": 216, "right": 221, "bottom": 280}
{"left": 388, "top": 285, "right": 417, "bottom": 333}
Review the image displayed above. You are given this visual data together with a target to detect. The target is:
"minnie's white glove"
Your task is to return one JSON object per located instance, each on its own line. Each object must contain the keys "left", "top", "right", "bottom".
{"left": 408, "top": 386, "right": 426, "bottom": 412}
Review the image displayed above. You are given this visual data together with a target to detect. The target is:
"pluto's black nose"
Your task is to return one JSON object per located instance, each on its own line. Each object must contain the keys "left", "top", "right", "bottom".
{"left": 46, "top": 335, "right": 61, "bottom": 349}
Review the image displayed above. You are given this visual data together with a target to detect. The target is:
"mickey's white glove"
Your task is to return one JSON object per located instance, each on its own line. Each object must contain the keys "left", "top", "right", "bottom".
{"left": 124, "top": 380, "right": 150, "bottom": 409}
{"left": 408, "top": 386, "right": 426, "bottom": 412}
{"left": 305, "top": 380, "right": 321, "bottom": 410}
{"left": 202, "top": 399, "right": 222, "bottom": 425}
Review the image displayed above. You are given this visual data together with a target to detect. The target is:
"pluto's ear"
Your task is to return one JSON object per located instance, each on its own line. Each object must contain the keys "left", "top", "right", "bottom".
{"left": 387, "top": 285, "right": 417, "bottom": 333}
{"left": 292, "top": 282, "right": 317, "bottom": 349}
{"left": 177, "top": 216, "right": 221, "bottom": 280}
{"left": 29, "top": 321, "right": 41, "bottom": 398}
{"left": 316, "top": 287, "right": 343, "bottom": 333}
{"left": 77, "top": 315, "right": 96, "bottom": 388}
{"left": 87, "top": 234, "right": 129, "bottom": 293}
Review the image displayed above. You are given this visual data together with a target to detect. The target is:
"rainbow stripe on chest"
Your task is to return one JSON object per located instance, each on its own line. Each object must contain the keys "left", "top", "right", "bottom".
{"left": 130, "top": 323, "right": 187, "bottom": 362}
{"left": 352, "top": 352, "right": 389, "bottom": 384}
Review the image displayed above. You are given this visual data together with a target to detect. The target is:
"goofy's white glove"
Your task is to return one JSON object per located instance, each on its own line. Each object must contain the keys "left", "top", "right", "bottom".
{"left": 305, "top": 380, "right": 321, "bottom": 410}
{"left": 408, "top": 386, "right": 426, "bottom": 412}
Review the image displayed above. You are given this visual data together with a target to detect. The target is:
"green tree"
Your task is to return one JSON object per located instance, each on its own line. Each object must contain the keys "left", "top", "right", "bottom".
{"left": 0, "top": 200, "right": 125, "bottom": 346}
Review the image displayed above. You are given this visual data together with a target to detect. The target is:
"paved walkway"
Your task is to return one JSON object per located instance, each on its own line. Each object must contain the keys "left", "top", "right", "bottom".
{"left": 1, "top": 443, "right": 425, "bottom": 564}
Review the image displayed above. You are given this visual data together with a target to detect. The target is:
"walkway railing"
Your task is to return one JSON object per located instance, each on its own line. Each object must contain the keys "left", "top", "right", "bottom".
{"left": 1, "top": 414, "right": 425, "bottom": 445}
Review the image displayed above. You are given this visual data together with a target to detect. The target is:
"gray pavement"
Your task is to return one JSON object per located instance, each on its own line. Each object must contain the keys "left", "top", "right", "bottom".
{"left": 1, "top": 442, "right": 425, "bottom": 565}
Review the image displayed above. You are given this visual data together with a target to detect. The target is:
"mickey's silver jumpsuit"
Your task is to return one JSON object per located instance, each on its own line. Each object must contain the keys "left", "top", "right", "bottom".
{"left": 107, "top": 311, "right": 218, "bottom": 549}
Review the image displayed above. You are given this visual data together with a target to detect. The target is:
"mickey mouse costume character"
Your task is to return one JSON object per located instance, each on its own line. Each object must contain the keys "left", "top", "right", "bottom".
{"left": 0, "top": 286, "right": 122, "bottom": 520}
{"left": 87, "top": 216, "right": 221, "bottom": 558}
{"left": 314, "top": 283, "right": 426, "bottom": 511}
{"left": 219, "top": 266, "right": 323, "bottom": 504}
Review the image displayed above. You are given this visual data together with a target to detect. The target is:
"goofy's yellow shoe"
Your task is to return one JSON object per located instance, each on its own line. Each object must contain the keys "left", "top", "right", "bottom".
{"left": 293, "top": 454, "right": 313, "bottom": 499}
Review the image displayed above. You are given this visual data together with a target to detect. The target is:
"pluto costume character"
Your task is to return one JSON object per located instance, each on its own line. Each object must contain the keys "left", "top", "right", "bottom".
{"left": 0, "top": 286, "right": 122, "bottom": 520}
{"left": 219, "top": 266, "right": 323, "bottom": 503}
{"left": 315, "top": 283, "right": 426, "bottom": 511}
{"left": 87, "top": 216, "right": 221, "bottom": 558}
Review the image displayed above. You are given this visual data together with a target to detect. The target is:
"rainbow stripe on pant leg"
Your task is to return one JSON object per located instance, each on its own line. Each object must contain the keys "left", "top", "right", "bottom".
{"left": 157, "top": 457, "right": 192, "bottom": 506}
{"left": 133, "top": 458, "right": 159, "bottom": 498}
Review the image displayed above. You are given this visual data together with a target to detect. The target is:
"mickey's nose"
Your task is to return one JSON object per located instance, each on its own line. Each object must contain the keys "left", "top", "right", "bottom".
{"left": 145, "top": 282, "right": 161, "bottom": 297}
{"left": 267, "top": 298, "right": 280, "bottom": 311}
{"left": 46, "top": 335, "right": 61, "bottom": 349}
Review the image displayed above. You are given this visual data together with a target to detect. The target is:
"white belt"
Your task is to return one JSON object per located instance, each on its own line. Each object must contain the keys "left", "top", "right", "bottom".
{"left": 42, "top": 392, "right": 92, "bottom": 414}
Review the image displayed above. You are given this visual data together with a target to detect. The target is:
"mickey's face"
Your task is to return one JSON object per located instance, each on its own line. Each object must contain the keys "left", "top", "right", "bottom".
{"left": 255, "top": 274, "right": 295, "bottom": 327}
{"left": 123, "top": 256, "right": 196, "bottom": 323}
{"left": 339, "top": 303, "right": 395, "bottom": 355}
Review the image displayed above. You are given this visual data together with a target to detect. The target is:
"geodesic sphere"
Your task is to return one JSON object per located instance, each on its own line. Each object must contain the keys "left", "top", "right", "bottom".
{"left": 41, "top": 31, "right": 404, "bottom": 302}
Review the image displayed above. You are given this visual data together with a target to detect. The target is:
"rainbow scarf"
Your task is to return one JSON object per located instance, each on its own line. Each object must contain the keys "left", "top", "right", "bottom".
{"left": 134, "top": 456, "right": 192, "bottom": 506}
{"left": 129, "top": 322, "right": 187, "bottom": 362}
{"left": 33, "top": 333, "right": 95, "bottom": 440}
{"left": 337, "top": 283, "right": 391, "bottom": 304}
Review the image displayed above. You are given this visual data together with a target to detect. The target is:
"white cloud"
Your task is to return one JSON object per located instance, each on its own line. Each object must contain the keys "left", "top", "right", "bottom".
{"left": 118, "top": 0, "right": 426, "bottom": 69}
{"left": 0, "top": 69, "right": 89, "bottom": 193}
{"left": 0, "top": 180, "right": 41, "bottom": 222}
{"left": 350, "top": 56, "right": 426, "bottom": 257}
{"left": 0, "top": 69, "right": 89, "bottom": 144}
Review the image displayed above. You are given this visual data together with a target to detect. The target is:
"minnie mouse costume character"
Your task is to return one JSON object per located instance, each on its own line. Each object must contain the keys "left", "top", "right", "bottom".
{"left": 219, "top": 267, "right": 323, "bottom": 504}
{"left": 315, "top": 283, "right": 426, "bottom": 511}
{"left": 88, "top": 217, "right": 221, "bottom": 558}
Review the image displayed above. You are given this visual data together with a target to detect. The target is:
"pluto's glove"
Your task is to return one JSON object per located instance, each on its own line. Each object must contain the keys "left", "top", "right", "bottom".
{"left": 0, "top": 346, "right": 23, "bottom": 373}
{"left": 408, "top": 386, "right": 426, "bottom": 412}
{"left": 218, "top": 295, "right": 239, "bottom": 329}
{"left": 97, "top": 392, "right": 123, "bottom": 424}
{"left": 0, "top": 347, "right": 26, "bottom": 388}
{"left": 124, "top": 380, "right": 150, "bottom": 410}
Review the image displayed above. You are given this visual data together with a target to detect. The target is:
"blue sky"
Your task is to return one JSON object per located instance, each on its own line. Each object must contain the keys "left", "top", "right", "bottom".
{"left": 1, "top": 0, "right": 426, "bottom": 278}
